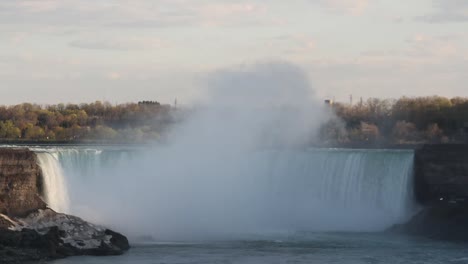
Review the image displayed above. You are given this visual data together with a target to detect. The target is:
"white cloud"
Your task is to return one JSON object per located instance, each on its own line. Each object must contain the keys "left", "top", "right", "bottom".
{"left": 1, "top": 0, "right": 468, "bottom": 104}
{"left": 197, "top": 3, "right": 267, "bottom": 26}
{"left": 416, "top": 0, "right": 468, "bottom": 23}
{"left": 106, "top": 72, "right": 121, "bottom": 80}
{"left": 268, "top": 34, "right": 317, "bottom": 57}
{"left": 69, "top": 37, "right": 165, "bottom": 50}
{"left": 16, "top": 0, "right": 61, "bottom": 12}
{"left": 404, "top": 34, "right": 461, "bottom": 59}
{"left": 0, "top": 1, "right": 269, "bottom": 28}
{"left": 315, "top": 0, "right": 370, "bottom": 15}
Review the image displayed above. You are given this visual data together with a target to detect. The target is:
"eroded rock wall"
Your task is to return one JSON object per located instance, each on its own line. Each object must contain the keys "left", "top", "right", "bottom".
{"left": 414, "top": 144, "right": 468, "bottom": 204}
{"left": 0, "top": 148, "right": 46, "bottom": 217}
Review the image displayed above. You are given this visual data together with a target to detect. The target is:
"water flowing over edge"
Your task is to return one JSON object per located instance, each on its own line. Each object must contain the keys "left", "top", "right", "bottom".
{"left": 36, "top": 151, "right": 71, "bottom": 214}
{"left": 32, "top": 146, "right": 416, "bottom": 240}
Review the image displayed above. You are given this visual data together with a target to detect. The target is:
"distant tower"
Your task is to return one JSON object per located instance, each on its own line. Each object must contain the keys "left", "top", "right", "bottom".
{"left": 350, "top": 94, "right": 353, "bottom": 105}
{"left": 174, "top": 98, "right": 178, "bottom": 109}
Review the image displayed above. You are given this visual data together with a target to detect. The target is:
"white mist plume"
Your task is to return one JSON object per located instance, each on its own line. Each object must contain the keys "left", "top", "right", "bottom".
{"left": 174, "top": 62, "right": 325, "bottom": 149}
{"left": 71, "top": 62, "right": 327, "bottom": 238}
{"left": 52, "top": 62, "right": 413, "bottom": 241}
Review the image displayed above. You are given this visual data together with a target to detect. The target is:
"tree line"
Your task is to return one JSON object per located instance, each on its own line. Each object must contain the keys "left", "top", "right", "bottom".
{"left": 1, "top": 96, "right": 467, "bottom": 145}
{"left": 320, "top": 96, "right": 468, "bottom": 145}
{"left": 0, "top": 101, "right": 175, "bottom": 142}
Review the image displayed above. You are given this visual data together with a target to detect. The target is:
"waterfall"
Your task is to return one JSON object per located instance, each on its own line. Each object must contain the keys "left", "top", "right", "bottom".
{"left": 33, "top": 147, "right": 415, "bottom": 239}
{"left": 249, "top": 149, "right": 415, "bottom": 231}
{"left": 36, "top": 152, "right": 70, "bottom": 214}
{"left": 33, "top": 147, "right": 135, "bottom": 222}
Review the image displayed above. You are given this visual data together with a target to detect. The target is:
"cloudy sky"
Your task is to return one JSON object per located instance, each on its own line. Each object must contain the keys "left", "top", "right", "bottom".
{"left": 1, "top": 0, "right": 467, "bottom": 105}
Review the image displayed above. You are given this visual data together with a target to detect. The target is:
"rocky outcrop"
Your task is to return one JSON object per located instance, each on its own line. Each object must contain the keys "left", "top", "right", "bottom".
{"left": 390, "top": 202, "right": 468, "bottom": 242}
{"left": 18, "top": 209, "right": 129, "bottom": 255}
{"left": 0, "top": 148, "right": 130, "bottom": 262}
{"left": 1, "top": 208, "right": 129, "bottom": 263}
{"left": 0, "top": 148, "right": 46, "bottom": 217}
{"left": 414, "top": 144, "right": 468, "bottom": 204}
{"left": 392, "top": 144, "right": 468, "bottom": 242}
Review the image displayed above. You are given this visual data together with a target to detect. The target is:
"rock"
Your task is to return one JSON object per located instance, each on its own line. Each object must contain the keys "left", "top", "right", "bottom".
{"left": 16, "top": 209, "right": 130, "bottom": 256}
{"left": 387, "top": 144, "right": 468, "bottom": 242}
{"left": 414, "top": 144, "right": 468, "bottom": 204}
{"left": 390, "top": 202, "right": 468, "bottom": 242}
{"left": 0, "top": 148, "right": 130, "bottom": 262}
{"left": 0, "top": 209, "right": 130, "bottom": 262}
{"left": 105, "top": 229, "right": 130, "bottom": 252}
{"left": 0, "top": 148, "right": 47, "bottom": 217}
{"left": 0, "top": 227, "right": 56, "bottom": 263}
{"left": 0, "top": 214, "right": 16, "bottom": 229}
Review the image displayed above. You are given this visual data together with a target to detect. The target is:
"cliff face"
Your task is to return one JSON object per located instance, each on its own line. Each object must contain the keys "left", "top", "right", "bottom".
{"left": 389, "top": 144, "right": 468, "bottom": 242}
{"left": 390, "top": 202, "right": 468, "bottom": 242}
{"left": 0, "top": 148, "right": 46, "bottom": 217}
{"left": 414, "top": 144, "right": 468, "bottom": 204}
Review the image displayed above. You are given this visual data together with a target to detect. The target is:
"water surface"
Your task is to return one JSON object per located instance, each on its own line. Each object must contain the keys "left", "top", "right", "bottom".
{"left": 51, "top": 233, "right": 467, "bottom": 264}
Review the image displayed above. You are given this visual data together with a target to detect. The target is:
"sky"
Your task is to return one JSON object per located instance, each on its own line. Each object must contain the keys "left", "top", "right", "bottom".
{"left": 0, "top": 0, "right": 467, "bottom": 105}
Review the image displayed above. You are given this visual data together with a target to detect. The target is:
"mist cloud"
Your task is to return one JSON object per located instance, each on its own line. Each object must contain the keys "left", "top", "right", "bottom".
{"left": 65, "top": 62, "right": 333, "bottom": 240}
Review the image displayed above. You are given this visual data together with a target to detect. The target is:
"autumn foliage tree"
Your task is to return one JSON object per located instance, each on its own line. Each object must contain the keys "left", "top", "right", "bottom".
{"left": 325, "top": 96, "right": 468, "bottom": 145}
{"left": 0, "top": 101, "right": 176, "bottom": 142}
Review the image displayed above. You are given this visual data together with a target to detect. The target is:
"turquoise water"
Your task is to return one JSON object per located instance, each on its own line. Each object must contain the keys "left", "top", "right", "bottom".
{"left": 51, "top": 233, "right": 467, "bottom": 264}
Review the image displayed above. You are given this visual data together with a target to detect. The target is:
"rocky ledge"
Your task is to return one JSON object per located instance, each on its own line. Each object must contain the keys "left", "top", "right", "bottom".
{"left": 390, "top": 202, "right": 468, "bottom": 242}
{"left": 0, "top": 208, "right": 129, "bottom": 263}
{"left": 392, "top": 144, "right": 468, "bottom": 242}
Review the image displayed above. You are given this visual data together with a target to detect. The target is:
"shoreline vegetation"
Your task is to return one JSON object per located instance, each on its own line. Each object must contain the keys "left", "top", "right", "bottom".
{"left": 0, "top": 96, "right": 467, "bottom": 146}
{"left": 322, "top": 95, "right": 468, "bottom": 145}
{"left": 0, "top": 100, "right": 179, "bottom": 143}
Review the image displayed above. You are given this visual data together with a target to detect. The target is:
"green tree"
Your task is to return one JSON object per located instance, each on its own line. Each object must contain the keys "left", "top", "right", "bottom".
{"left": 24, "top": 125, "right": 46, "bottom": 140}
{"left": 0, "top": 121, "right": 21, "bottom": 139}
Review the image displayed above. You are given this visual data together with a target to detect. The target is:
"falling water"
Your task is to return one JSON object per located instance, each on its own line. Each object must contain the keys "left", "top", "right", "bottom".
{"left": 36, "top": 152, "right": 70, "bottom": 214}
{"left": 248, "top": 148, "right": 415, "bottom": 231}
{"left": 33, "top": 147, "right": 415, "bottom": 239}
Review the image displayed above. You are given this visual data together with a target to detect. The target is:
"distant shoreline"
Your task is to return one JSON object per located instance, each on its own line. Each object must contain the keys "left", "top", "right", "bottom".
{"left": 3, "top": 139, "right": 467, "bottom": 150}
{"left": 0, "top": 139, "right": 148, "bottom": 147}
